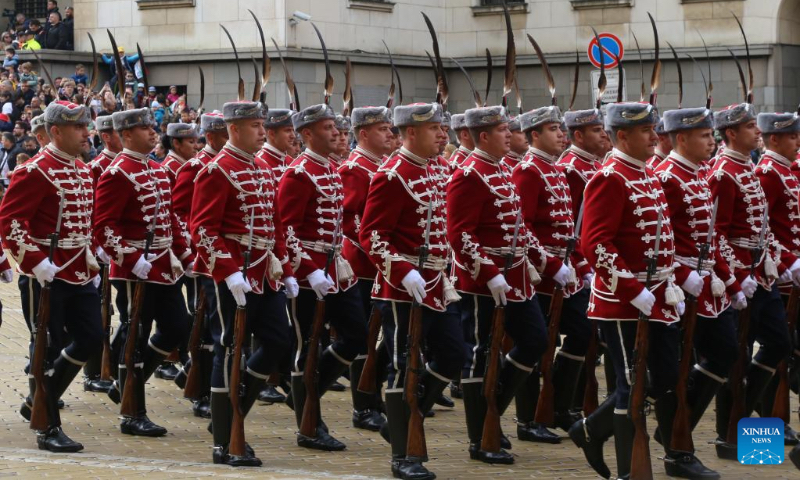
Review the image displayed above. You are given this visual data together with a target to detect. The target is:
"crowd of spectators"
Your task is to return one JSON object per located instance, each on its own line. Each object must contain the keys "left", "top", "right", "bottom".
{"left": 1, "top": 1, "right": 73, "bottom": 52}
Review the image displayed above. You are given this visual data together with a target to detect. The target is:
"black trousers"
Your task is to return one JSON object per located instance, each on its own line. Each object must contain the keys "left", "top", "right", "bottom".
{"left": 599, "top": 320, "right": 679, "bottom": 411}
{"left": 460, "top": 294, "right": 547, "bottom": 379}
{"left": 288, "top": 286, "right": 367, "bottom": 372}
{"left": 376, "top": 300, "right": 466, "bottom": 390}
{"left": 210, "top": 281, "right": 292, "bottom": 391}
{"left": 748, "top": 284, "right": 791, "bottom": 369}
{"left": 21, "top": 278, "right": 103, "bottom": 364}
{"left": 693, "top": 307, "right": 738, "bottom": 379}
{"left": 536, "top": 288, "right": 593, "bottom": 357}
{"left": 111, "top": 280, "right": 189, "bottom": 363}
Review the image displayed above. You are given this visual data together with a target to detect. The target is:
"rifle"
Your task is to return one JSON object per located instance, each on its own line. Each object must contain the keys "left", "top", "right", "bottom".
{"left": 772, "top": 285, "right": 799, "bottom": 422}
{"left": 726, "top": 204, "right": 768, "bottom": 445}
{"left": 629, "top": 209, "right": 663, "bottom": 480}
{"left": 99, "top": 263, "right": 113, "bottom": 381}
{"left": 120, "top": 198, "right": 160, "bottom": 418}
{"left": 671, "top": 198, "right": 718, "bottom": 454}
{"left": 357, "top": 305, "right": 383, "bottom": 394}
{"left": 29, "top": 193, "right": 66, "bottom": 431}
{"left": 404, "top": 192, "right": 435, "bottom": 463}
{"left": 582, "top": 318, "right": 600, "bottom": 415}
{"left": 299, "top": 212, "right": 343, "bottom": 438}
{"left": 535, "top": 206, "right": 582, "bottom": 425}
{"left": 480, "top": 205, "right": 522, "bottom": 454}
{"left": 229, "top": 207, "right": 255, "bottom": 457}
{"left": 183, "top": 285, "right": 207, "bottom": 400}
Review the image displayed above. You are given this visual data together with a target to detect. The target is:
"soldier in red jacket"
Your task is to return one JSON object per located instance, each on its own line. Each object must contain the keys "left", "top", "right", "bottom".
{"left": 448, "top": 105, "right": 549, "bottom": 464}
{"left": 0, "top": 101, "right": 102, "bottom": 452}
{"left": 256, "top": 108, "right": 296, "bottom": 180}
{"left": 649, "top": 118, "right": 671, "bottom": 169}
{"left": 708, "top": 104, "right": 791, "bottom": 459}
{"left": 191, "top": 101, "right": 298, "bottom": 466}
{"left": 514, "top": 106, "right": 592, "bottom": 441}
{"left": 161, "top": 122, "right": 199, "bottom": 187}
{"left": 277, "top": 103, "right": 367, "bottom": 452}
{"left": 654, "top": 107, "right": 745, "bottom": 478}
{"left": 753, "top": 112, "right": 800, "bottom": 443}
{"left": 82, "top": 114, "right": 122, "bottom": 394}
{"left": 88, "top": 115, "right": 121, "bottom": 189}
{"left": 170, "top": 112, "right": 229, "bottom": 417}
{"left": 339, "top": 105, "right": 394, "bottom": 430}
{"left": 94, "top": 107, "right": 192, "bottom": 438}
{"left": 572, "top": 102, "right": 682, "bottom": 479}
{"left": 448, "top": 113, "right": 473, "bottom": 171}
{"left": 359, "top": 102, "right": 465, "bottom": 480}
{"left": 500, "top": 116, "right": 526, "bottom": 172}
{"left": 331, "top": 114, "right": 351, "bottom": 167}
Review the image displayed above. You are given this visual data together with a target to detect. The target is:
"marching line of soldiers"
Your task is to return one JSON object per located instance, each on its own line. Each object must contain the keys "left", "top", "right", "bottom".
{"left": 3, "top": 7, "right": 800, "bottom": 480}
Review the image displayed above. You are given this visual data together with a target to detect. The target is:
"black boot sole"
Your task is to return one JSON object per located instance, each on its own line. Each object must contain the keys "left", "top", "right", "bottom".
{"left": 37, "top": 440, "right": 84, "bottom": 453}
{"left": 468, "top": 446, "right": 514, "bottom": 464}
{"left": 120, "top": 423, "right": 167, "bottom": 437}
{"left": 297, "top": 434, "right": 346, "bottom": 451}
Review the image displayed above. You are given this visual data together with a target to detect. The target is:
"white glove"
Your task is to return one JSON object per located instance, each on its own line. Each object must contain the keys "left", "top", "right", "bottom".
{"left": 582, "top": 272, "right": 593, "bottom": 290}
{"left": 32, "top": 258, "right": 58, "bottom": 285}
{"left": 92, "top": 275, "right": 101, "bottom": 288}
{"left": 283, "top": 276, "right": 300, "bottom": 299}
{"left": 0, "top": 268, "right": 12, "bottom": 283}
{"left": 791, "top": 259, "right": 800, "bottom": 286}
{"left": 487, "top": 273, "right": 512, "bottom": 306}
{"left": 401, "top": 269, "right": 427, "bottom": 303}
{"left": 681, "top": 271, "right": 704, "bottom": 298}
{"left": 677, "top": 301, "right": 686, "bottom": 316}
{"left": 779, "top": 268, "right": 793, "bottom": 284}
{"left": 630, "top": 287, "right": 656, "bottom": 316}
{"left": 741, "top": 275, "right": 757, "bottom": 298}
{"left": 95, "top": 246, "right": 110, "bottom": 264}
{"left": 184, "top": 261, "right": 196, "bottom": 278}
{"left": 731, "top": 291, "right": 747, "bottom": 310}
{"left": 307, "top": 269, "right": 335, "bottom": 299}
{"left": 553, "top": 263, "right": 573, "bottom": 287}
{"left": 131, "top": 253, "right": 156, "bottom": 280}
{"left": 225, "top": 271, "right": 252, "bottom": 307}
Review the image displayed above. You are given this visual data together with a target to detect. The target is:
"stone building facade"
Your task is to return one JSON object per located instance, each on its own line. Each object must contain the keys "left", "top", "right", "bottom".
{"left": 31, "top": 0, "right": 800, "bottom": 114}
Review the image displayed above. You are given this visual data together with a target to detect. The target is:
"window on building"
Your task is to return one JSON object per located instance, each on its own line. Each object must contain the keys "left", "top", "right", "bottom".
{"left": 481, "top": 0, "right": 525, "bottom": 5}
{"left": 15, "top": 0, "right": 47, "bottom": 19}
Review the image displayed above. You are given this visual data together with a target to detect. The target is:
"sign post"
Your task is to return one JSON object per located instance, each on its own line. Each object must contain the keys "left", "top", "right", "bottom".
{"left": 588, "top": 33, "right": 626, "bottom": 105}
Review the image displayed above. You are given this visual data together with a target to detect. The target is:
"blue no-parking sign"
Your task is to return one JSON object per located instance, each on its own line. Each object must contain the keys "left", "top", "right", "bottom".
{"left": 588, "top": 33, "right": 624, "bottom": 69}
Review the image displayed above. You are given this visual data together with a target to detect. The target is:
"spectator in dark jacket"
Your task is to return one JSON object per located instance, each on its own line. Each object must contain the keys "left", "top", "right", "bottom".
{"left": 41, "top": 13, "right": 70, "bottom": 50}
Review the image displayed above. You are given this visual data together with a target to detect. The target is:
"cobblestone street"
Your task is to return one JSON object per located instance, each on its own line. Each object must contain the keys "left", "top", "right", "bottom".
{"left": 0, "top": 281, "right": 797, "bottom": 479}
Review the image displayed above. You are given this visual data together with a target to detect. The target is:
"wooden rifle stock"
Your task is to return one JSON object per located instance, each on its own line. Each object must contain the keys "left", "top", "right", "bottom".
{"left": 480, "top": 306, "right": 505, "bottom": 453}
{"left": 404, "top": 301, "right": 427, "bottom": 462}
{"left": 534, "top": 286, "right": 565, "bottom": 425}
{"left": 184, "top": 286, "right": 207, "bottom": 400}
{"left": 228, "top": 300, "right": 248, "bottom": 457}
{"left": 299, "top": 297, "right": 325, "bottom": 438}
{"left": 582, "top": 317, "right": 600, "bottom": 415}
{"left": 120, "top": 281, "right": 145, "bottom": 417}
{"left": 771, "top": 285, "right": 800, "bottom": 421}
{"left": 99, "top": 264, "right": 113, "bottom": 381}
{"left": 29, "top": 281, "right": 51, "bottom": 431}
{"left": 670, "top": 296, "right": 698, "bottom": 453}
{"left": 357, "top": 305, "right": 382, "bottom": 394}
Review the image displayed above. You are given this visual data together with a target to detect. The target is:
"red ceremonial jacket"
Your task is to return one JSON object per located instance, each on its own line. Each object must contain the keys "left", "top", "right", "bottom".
{"left": 500, "top": 151, "right": 523, "bottom": 173}
{"left": 557, "top": 145, "right": 602, "bottom": 219}
{"left": 755, "top": 150, "right": 800, "bottom": 293}
{"left": 191, "top": 143, "right": 293, "bottom": 293}
{"left": 161, "top": 151, "right": 189, "bottom": 187}
{"left": 172, "top": 145, "right": 218, "bottom": 276}
{"left": 256, "top": 143, "right": 294, "bottom": 181}
{"left": 708, "top": 148, "right": 781, "bottom": 288}
{"left": 582, "top": 149, "right": 680, "bottom": 324}
{"left": 339, "top": 146, "right": 382, "bottom": 280}
{"left": 448, "top": 149, "right": 550, "bottom": 301}
{"left": 647, "top": 148, "right": 669, "bottom": 170}
{"left": 93, "top": 149, "right": 191, "bottom": 284}
{"left": 277, "top": 149, "right": 355, "bottom": 292}
{"left": 0, "top": 145, "right": 99, "bottom": 284}
{"left": 513, "top": 148, "right": 591, "bottom": 297}
{"left": 88, "top": 148, "right": 117, "bottom": 189}
{"left": 655, "top": 152, "right": 737, "bottom": 317}
{"left": 359, "top": 147, "right": 455, "bottom": 311}
{"left": 448, "top": 146, "right": 472, "bottom": 172}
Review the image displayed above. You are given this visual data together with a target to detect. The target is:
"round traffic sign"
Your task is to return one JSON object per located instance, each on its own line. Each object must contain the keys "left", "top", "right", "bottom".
{"left": 588, "top": 33, "right": 624, "bottom": 69}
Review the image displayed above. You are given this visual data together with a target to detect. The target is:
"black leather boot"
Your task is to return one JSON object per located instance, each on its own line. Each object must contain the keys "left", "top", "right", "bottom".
{"left": 515, "top": 370, "right": 560, "bottom": 444}
{"left": 154, "top": 362, "right": 179, "bottom": 380}
{"left": 572, "top": 359, "right": 588, "bottom": 412}
{"left": 210, "top": 391, "right": 262, "bottom": 467}
{"left": 569, "top": 394, "right": 614, "bottom": 479}
{"left": 84, "top": 375, "right": 113, "bottom": 393}
{"left": 20, "top": 377, "right": 36, "bottom": 421}
{"left": 173, "top": 360, "right": 188, "bottom": 390}
{"left": 106, "top": 366, "right": 122, "bottom": 405}
{"left": 613, "top": 413, "right": 635, "bottom": 479}
{"left": 37, "top": 426, "right": 84, "bottom": 453}
{"left": 462, "top": 380, "right": 513, "bottom": 464}
{"left": 744, "top": 364, "right": 774, "bottom": 417}
{"left": 384, "top": 390, "right": 436, "bottom": 479}
{"left": 687, "top": 368, "right": 724, "bottom": 431}
{"left": 417, "top": 369, "right": 450, "bottom": 416}
{"left": 258, "top": 384, "right": 286, "bottom": 404}
{"left": 121, "top": 371, "right": 167, "bottom": 437}
{"left": 292, "top": 367, "right": 347, "bottom": 452}
{"left": 602, "top": 348, "right": 616, "bottom": 395}
{"left": 192, "top": 396, "right": 211, "bottom": 418}
{"left": 656, "top": 392, "right": 721, "bottom": 479}
{"left": 449, "top": 381, "right": 463, "bottom": 399}
{"left": 790, "top": 444, "right": 800, "bottom": 470}
{"left": 551, "top": 354, "right": 584, "bottom": 431}
{"left": 240, "top": 372, "right": 267, "bottom": 418}
{"left": 350, "top": 357, "right": 386, "bottom": 431}
{"left": 713, "top": 386, "right": 737, "bottom": 460}
{"left": 83, "top": 350, "right": 112, "bottom": 392}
